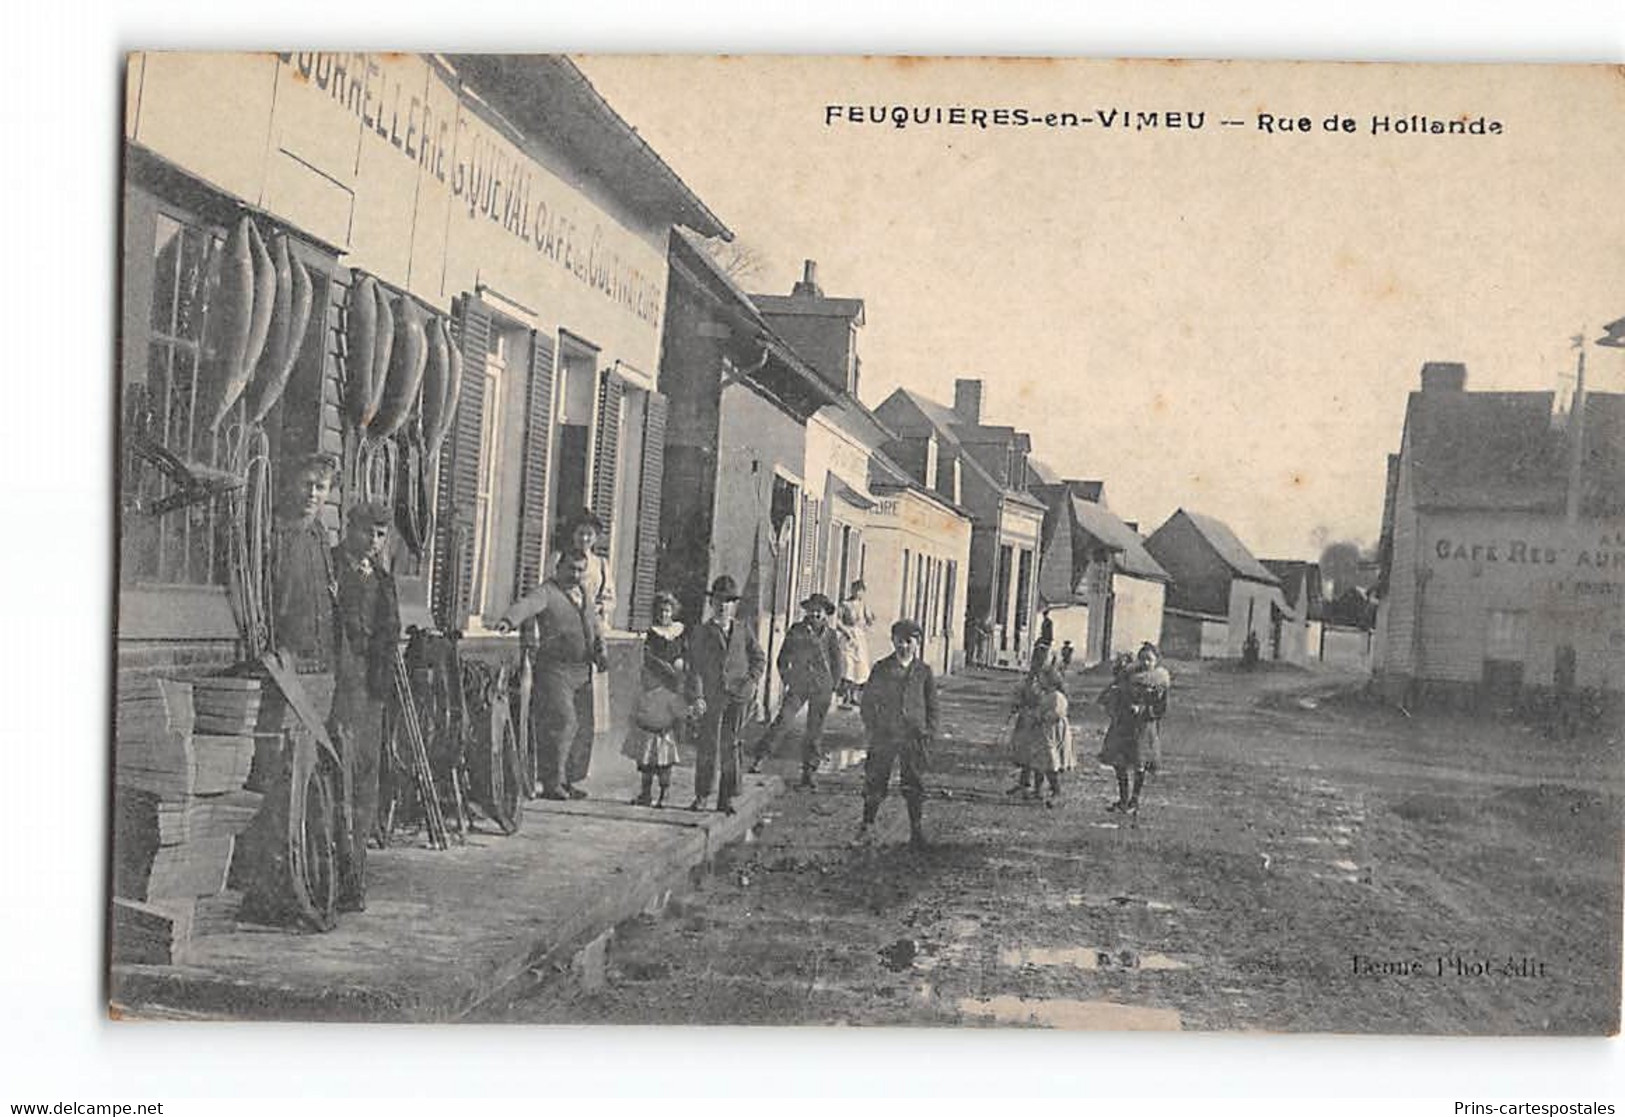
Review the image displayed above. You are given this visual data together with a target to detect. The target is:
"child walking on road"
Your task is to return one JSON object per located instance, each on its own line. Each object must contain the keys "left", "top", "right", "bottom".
{"left": 857, "top": 619, "right": 938, "bottom": 847}
{"left": 1097, "top": 644, "right": 1171, "bottom": 815}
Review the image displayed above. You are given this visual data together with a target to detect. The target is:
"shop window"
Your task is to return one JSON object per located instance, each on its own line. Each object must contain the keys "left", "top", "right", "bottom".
{"left": 1483, "top": 608, "right": 1528, "bottom": 691}
{"left": 121, "top": 207, "right": 234, "bottom": 588}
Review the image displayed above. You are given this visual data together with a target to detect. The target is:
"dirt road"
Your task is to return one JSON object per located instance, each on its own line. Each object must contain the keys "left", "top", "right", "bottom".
{"left": 484, "top": 662, "right": 1622, "bottom": 1033}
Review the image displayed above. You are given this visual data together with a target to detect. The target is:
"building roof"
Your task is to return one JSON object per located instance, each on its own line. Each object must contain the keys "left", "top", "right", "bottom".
{"left": 1027, "top": 456, "right": 1062, "bottom": 486}
{"left": 1073, "top": 498, "right": 1170, "bottom": 583}
{"left": 446, "top": 55, "right": 730, "bottom": 240}
{"left": 1176, "top": 509, "right": 1281, "bottom": 586}
{"left": 1403, "top": 388, "right": 1624, "bottom": 516}
{"left": 868, "top": 452, "right": 974, "bottom": 519}
{"left": 752, "top": 292, "right": 867, "bottom": 324}
{"left": 668, "top": 228, "right": 840, "bottom": 415}
{"left": 884, "top": 387, "right": 1046, "bottom": 511}
{"left": 1261, "top": 559, "right": 1324, "bottom": 616}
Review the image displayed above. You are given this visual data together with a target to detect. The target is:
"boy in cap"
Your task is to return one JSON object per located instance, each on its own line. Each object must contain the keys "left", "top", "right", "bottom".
{"left": 752, "top": 592, "right": 843, "bottom": 788}
{"left": 329, "top": 500, "right": 400, "bottom": 910}
{"left": 858, "top": 619, "right": 938, "bottom": 847}
{"left": 685, "top": 575, "right": 765, "bottom": 814}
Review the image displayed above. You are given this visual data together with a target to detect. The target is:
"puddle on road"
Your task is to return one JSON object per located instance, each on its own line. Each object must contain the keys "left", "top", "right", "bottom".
{"left": 1332, "top": 859, "right": 1359, "bottom": 872}
{"left": 1064, "top": 893, "right": 1177, "bottom": 912}
{"left": 958, "top": 994, "right": 1182, "bottom": 1030}
{"left": 1000, "top": 945, "right": 1190, "bottom": 971}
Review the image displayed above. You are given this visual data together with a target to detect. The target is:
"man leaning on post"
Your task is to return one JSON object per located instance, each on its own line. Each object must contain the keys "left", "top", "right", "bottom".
{"left": 496, "top": 551, "right": 606, "bottom": 800}
{"left": 857, "top": 618, "right": 938, "bottom": 848}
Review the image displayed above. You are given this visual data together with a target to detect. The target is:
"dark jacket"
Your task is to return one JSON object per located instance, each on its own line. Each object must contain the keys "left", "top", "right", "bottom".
{"left": 861, "top": 653, "right": 938, "bottom": 741}
{"left": 502, "top": 579, "right": 604, "bottom": 676}
{"left": 688, "top": 617, "right": 766, "bottom": 706}
{"left": 273, "top": 516, "right": 336, "bottom": 670}
{"left": 332, "top": 545, "right": 400, "bottom": 700}
{"left": 776, "top": 620, "right": 842, "bottom": 697}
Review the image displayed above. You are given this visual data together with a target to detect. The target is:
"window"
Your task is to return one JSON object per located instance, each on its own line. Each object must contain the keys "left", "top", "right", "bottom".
{"left": 122, "top": 208, "right": 233, "bottom": 587}
{"left": 900, "top": 548, "right": 912, "bottom": 615}
{"left": 552, "top": 333, "right": 600, "bottom": 531}
{"left": 995, "top": 543, "right": 1014, "bottom": 646}
{"left": 943, "top": 561, "right": 958, "bottom": 645}
{"left": 1485, "top": 609, "right": 1528, "bottom": 661}
{"left": 1016, "top": 547, "right": 1034, "bottom": 636}
{"left": 468, "top": 325, "right": 533, "bottom": 621}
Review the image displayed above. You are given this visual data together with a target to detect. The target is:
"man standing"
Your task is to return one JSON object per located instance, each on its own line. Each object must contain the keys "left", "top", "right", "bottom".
{"left": 686, "top": 575, "right": 765, "bottom": 815}
{"left": 497, "top": 551, "right": 605, "bottom": 800}
{"left": 330, "top": 501, "right": 400, "bottom": 911}
{"left": 271, "top": 453, "right": 339, "bottom": 675}
{"left": 858, "top": 619, "right": 938, "bottom": 847}
{"left": 752, "top": 593, "right": 842, "bottom": 789}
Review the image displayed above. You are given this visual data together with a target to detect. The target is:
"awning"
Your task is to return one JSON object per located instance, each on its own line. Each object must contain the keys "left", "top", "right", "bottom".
{"left": 828, "top": 473, "right": 876, "bottom": 510}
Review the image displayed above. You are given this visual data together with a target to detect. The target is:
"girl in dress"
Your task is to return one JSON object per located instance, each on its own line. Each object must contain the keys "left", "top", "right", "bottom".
{"left": 623, "top": 592, "right": 693, "bottom": 808}
{"left": 1007, "top": 644, "right": 1073, "bottom": 805}
{"left": 835, "top": 580, "right": 875, "bottom": 708}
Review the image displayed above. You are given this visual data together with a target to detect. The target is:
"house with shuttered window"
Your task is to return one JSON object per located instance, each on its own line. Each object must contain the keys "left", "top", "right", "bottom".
{"left": 118, "top": 54, "right": 728, "bottom": 728}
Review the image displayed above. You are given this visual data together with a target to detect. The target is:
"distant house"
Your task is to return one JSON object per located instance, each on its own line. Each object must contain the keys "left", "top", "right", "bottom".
{"left": 1034, "top": 480, "right": 1170, "bottom": 666}
{"left": 1144, "top": 509, "right": 1282, "bottom": 658}
{"left": 1373, "top": 361, "right": 1624, "bottom": 704}
{"left": 875, "top": 378, "right": 1048, "bottom": 668}
{"left": 1260, "top": 559, "right": 1324, "bottom": 665}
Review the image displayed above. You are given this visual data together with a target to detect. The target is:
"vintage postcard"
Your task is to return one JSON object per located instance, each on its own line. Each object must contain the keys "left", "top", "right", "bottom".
{"left": 110, "top": 53, "right": 1623, "bottom": 1034}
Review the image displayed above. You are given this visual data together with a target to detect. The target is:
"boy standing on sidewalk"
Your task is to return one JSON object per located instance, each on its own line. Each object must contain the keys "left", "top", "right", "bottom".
{"left": 857, "top": 619, "right": 938, "bottom": 848}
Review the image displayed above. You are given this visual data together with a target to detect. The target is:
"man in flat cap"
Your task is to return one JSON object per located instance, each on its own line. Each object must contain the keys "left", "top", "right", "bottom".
{"left": 686, "top": 575, "right": 765, "bottom": 814}
{"left": 752, "top": 592, "right": 842, "bottom": 789}
{"left": 858, "top": 618, "right": 938, "bottom": 847}
{"left": 330, "top": 500, "right": 400, "bottom": 910}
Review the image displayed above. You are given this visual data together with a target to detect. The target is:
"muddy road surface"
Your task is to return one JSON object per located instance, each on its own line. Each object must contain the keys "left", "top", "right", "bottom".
{"left": 482, "top": 662, "right": 1621, "bottom": 1033}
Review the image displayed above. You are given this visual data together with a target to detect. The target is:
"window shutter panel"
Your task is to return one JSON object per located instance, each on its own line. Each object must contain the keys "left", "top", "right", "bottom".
{"left": 798, "top": 494, "right": 817, "bottom": 596}
{"left": 590, "top": 370, "right": 623, "bottom": 555}
{"left": 434, "top": 295, "right": 490, "bottom": 631}
{"left": 628, "top": 390, "right": 668, "bottom": 630}
{"left": 513, "top": 331, "right": 556, "bottom": 600}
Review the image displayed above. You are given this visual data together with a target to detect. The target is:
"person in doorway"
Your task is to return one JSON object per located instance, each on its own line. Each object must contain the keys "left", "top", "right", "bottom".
{"left": 857, "top": 619, "right": 938, "bottom": 847}
{"left": 687, "top": 575, "right": 765, "bottom": 815}
{"left": 496, "top": 551, "right": 607, "bottom": 800}
{"left": 329, "top": 501, "right": 400, "bottom": 911}
{"left": 753, "top": 593, "right": 843, "bottom": 789}
{"left": 1097, "top": 643, "right": 1171, "bottom": 815}
{"left": 622, "top": 592, "right": 692, "bottom": 808}
{"left": 835, "top": 579, "right": 875, "bottom": 708}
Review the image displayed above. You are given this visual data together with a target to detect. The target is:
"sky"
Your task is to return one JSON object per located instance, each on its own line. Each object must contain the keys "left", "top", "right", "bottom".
{"left": 575, "top": 56, "right": 1625, "bottom": 560}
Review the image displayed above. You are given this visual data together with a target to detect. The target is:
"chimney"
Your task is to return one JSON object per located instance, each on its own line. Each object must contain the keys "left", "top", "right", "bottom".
{"left": 1420, "top": 361, "right": 1467, "bottom": 394}
{"left": 953, "top": 378, "right": 984, "bottom": 425}
{"left": 791, "top": 259, "right": 822, "bottom": 298}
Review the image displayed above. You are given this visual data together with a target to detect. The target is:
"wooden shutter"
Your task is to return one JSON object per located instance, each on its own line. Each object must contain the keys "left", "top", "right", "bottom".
{"left": 628, "top": 390, "right": 668, "bottom": 630}
{"left": 513, "top": 331, "right": 556, "bottom": 600}
{"left": 433, "top": 295, "right": 490, "bottom": 631}
{"left": 798, "top": 494, "right": 818, "bottom": 597}
{"left": 590, "top": 370, "right": 623, "bottom": 555}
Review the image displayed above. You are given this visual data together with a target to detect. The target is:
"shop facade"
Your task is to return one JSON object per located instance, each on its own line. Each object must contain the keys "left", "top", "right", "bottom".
{"left": 119, "top": 52, "right": 727, "bottom": 733}
{"left": 1373, "top": 363, "right": 1624, "bottom": 704}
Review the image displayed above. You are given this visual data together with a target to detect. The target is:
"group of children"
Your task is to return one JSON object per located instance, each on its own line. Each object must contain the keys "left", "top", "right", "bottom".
{"left": 617, "top": 587, "right": 1171, "bottom": 837}
{"left": 1006, "top": 640, "right": 1171, "bottom": 816}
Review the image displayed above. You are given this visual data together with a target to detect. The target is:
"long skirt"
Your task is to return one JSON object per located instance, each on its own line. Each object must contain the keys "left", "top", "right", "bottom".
{"left": 1012, "top": 715, "right": 1075, "bottom": 774}
{"left": 1099, "top": 718, "right": 1161, "bottom": 771}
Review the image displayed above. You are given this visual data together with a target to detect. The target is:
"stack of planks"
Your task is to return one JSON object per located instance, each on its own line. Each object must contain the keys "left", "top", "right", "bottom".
{"left": 112, "top": 675, "right": 266, "bottom": 964}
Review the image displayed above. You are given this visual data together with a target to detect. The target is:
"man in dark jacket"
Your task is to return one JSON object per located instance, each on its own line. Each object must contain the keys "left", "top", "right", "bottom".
{"left": 686, "top": 575, "right": 765, "bottom": 814}
{"left": 497, "top": 551, "right": 606, "bottom": 800}
{"left": 752, "top": 593, "right": 842, "bottom": 789}
{"left": 859, "top": 619, "right": 938, "bottom": 847}
{"left": 330, "top": 501, "right": 400, "bottom": 910}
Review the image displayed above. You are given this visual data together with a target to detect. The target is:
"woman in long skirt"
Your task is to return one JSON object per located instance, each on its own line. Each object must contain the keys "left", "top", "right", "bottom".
{"left": 836, "top": 580, "right": 874, "bottom": 708}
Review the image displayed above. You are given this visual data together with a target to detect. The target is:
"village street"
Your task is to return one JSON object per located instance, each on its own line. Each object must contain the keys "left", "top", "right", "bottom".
{"left": 480, "top": 661, "right": 1622, "bottom": 1034}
